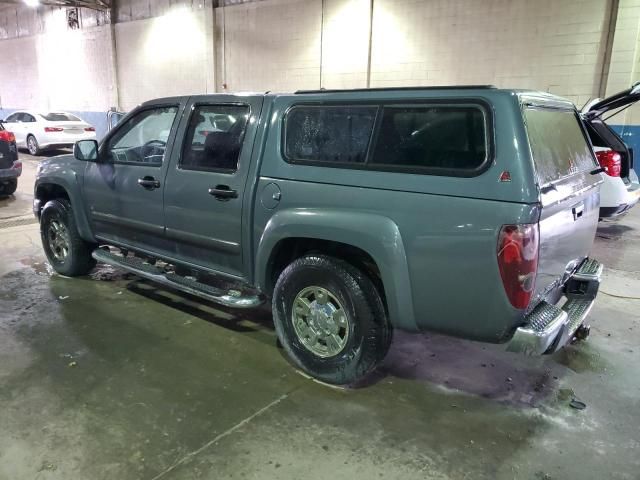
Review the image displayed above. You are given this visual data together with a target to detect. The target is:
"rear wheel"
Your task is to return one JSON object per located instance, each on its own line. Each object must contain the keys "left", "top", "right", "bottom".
{"left": 40, "top": 199, "right": 96, "bottom": 276}
{"left": 272, "top": 254, "right": 391, "bottom": 385}
{"left": 27, "top": 135, "right": 40, "bottom": 156}
{"left": 0, "top": 179, "right": 17, "bottom": 196}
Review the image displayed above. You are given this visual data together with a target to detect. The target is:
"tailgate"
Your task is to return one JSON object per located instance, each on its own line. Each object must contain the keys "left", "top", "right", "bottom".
{"left": 523, "top": 106, "right": 602, "bottom": 305}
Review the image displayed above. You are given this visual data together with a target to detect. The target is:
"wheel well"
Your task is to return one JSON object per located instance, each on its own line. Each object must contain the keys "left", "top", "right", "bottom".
{"left": 35, "top": 184, "right": 70, "bottom": 215}
{"left": 266, "top": 238, "right": 387, "bottom": 307}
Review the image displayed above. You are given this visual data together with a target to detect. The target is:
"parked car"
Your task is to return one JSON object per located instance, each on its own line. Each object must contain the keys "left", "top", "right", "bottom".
{"left": 34, "top": 87, "right": 603, "bottom": 385}
{"left": 0, "top": 122, "right": 21, "bottom": 196}
{"left": 2, "top": 110, "right": 96, "bottom": 156}
{"left": 582, "top": 83, "right": 640, "bottom": 218}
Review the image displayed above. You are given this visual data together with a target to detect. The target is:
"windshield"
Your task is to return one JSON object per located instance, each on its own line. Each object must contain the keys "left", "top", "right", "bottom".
{"left": 524, "top": 108, "right": 597, "bottom": 185}
{"left": 40, "top": 113, "right": 82, "bottom": 122}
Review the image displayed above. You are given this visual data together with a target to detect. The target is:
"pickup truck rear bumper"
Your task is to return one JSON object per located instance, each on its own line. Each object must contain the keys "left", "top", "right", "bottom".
{"left": 507, "top": 258, "right": 602, "bottom": 355}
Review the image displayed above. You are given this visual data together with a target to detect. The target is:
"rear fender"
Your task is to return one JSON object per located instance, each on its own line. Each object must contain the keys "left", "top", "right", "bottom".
{"left": 255, "top": 208, "right": 416, "bottom": 331}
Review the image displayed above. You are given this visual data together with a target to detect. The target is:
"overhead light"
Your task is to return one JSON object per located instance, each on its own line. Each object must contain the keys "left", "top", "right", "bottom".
{"left": 23, "top": 0, "right": 40, "bottom": 7}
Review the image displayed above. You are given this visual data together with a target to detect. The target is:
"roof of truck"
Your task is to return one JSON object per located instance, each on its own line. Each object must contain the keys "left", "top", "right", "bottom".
{"left": 293, "top": 85, "right": 497, "bottom": 94}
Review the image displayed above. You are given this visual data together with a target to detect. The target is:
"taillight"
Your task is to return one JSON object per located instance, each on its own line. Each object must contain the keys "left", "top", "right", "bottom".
{"left": 595, "top": 150, "right": 621, "bottom": 177}
{"left": 12, "top": 161, "right": 22, "bottom": 170}
{"left": 45, "top": 127, "right": 64, "bottom": 132}
{"left": 0, "top": 130, "right": 16, "bottom": 143}
{"left": 84, "top": 127, "right": 95, "bottom": 132}
{"left": 497, "top": 224, "right": 539, "bottom": 309}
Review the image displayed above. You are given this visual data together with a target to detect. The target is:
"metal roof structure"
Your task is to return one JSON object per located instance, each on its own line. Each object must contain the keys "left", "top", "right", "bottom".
{"left": 0, "top": 1, "right": 110, "bottom": 10}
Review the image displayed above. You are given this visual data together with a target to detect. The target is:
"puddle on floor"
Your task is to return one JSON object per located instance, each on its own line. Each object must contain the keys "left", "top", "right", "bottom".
{"left": 554, "top": 344, "right": 609, "bottom": 374}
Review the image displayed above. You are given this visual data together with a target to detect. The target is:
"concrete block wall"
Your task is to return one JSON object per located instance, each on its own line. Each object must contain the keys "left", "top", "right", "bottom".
{"left": 369, "top": 0, "right": 613, "bottom": 107}
{"left": 320, "top": 0, "right": 371, "bottom": 89}
{"left": 115, "top": 3, "right": 215, "bottom": 111}
{"left": 215, "top": 0, "right": 322, "bottom": 92}
{"left": 1, "top": 0, "right": 640, "bottom": 141}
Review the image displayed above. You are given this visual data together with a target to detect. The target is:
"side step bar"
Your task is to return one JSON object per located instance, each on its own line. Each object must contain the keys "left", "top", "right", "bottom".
{"left": 92, "top": 249, "right": 264, "bottom": 309}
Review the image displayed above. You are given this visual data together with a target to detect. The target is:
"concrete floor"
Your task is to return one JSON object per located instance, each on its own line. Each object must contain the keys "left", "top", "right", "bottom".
{"left": 1, "top": 152, "right": 639, "bottom": 480}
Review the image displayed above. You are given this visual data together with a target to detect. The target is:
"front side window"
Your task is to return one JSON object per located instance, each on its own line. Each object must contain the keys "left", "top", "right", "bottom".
{"left": 284, "top": 106, "right": 377, "bottom": 164}
{"left": 524, "top": 108, "right": 597, "bottom": 185}
{"left": 105, "top": 106, "right": 178, "bottom": 166}
{"left": 181, "top": 104, "right": 249, "bottom": 172}
{"left": 5, "top": 113, "right": 19, "bottom": 122}
{"left": 370, "top": 106, "right": 487, "bottom": 171}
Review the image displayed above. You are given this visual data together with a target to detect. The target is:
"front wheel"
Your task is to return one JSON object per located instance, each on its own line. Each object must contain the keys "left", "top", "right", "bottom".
{"left": 40, "top": 199, "right": 96, "bottom": 276}
{"left": 272, "top": 255, "right": 392, "bottom": 385}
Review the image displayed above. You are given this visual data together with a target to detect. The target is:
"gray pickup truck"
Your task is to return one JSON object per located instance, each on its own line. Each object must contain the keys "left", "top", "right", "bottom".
{"left": 34, "top": 86, "right": 603, "bottom": 385}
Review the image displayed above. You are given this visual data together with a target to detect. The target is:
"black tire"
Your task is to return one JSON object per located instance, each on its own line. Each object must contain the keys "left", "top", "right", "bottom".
{"left": 0, "top": 179, "right": 17, "bottom": 196}
{"left": 272, "top": 254, "right": 392, "bottom": 385}
{"left": 27, "top": 135, "right": 40, "bottom": 156}
{"left": 40, "top": 199, "right": 96, "bottom": 276}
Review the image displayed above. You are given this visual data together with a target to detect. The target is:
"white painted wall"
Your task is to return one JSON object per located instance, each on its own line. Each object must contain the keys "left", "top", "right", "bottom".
{"left": 370, "top": 0, "right": 612, "bottom": 107}
{"left": 0, "top": 7, "right": 116, "bottom": 113}
{"left": 606, "top": 0, "right": 640, "bottom": 124}
{"left": 215, "top": 0, "right": 322, "bottom": 93}
{"left": 0, "top": 0, "right": 639, "bottom": 124}
{"left": 114, "top": 4, "right": 214, "bottom": 111}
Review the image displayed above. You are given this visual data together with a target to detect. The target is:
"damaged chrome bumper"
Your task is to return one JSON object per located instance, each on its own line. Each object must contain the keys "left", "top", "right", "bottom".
{"left": 507, "top": 258, "right": 603, "bottom": 355}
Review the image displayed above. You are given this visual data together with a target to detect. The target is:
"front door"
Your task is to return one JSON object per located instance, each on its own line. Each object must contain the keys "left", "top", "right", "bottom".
{"left": 163, "top": 95, "right": 264, "bottom": 278}
{"left": 82, "top": 100, "right": 185, "bottom": 252}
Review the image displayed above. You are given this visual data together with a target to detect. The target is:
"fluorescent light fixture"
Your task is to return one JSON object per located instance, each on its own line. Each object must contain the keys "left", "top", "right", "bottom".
{"left": 23, "top": 0, "right": 40, "bottom": 7}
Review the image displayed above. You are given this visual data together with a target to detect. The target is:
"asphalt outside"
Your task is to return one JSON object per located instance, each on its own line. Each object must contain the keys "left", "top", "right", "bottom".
{"left": 0, "top": 151, "right": 639, "bottom": 480}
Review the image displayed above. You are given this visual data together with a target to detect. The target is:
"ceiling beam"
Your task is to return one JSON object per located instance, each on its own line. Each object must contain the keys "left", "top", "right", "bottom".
{"left": 0, "top": 0, "right": 111, "bottom": 11}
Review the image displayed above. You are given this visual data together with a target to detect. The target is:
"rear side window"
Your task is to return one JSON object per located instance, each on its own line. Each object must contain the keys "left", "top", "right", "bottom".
{"left": 371, "top": 106, "right": 487, "bottom": 171}
{"left": 284, "top": 106, "right": 376, "bottom": 164}
{"left": 524, "top": 108, "right": 597, "bottom": 185}
{"left": 181, "top": 104, "right": 250, "bottom": 172}
{"left": 41, "top": 113, "right": 81, "bottom": 122}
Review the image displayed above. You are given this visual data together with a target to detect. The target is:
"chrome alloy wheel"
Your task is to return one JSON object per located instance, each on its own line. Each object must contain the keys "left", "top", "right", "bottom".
{"left": 292, "top": 286, "right": 350, "bottom": 358}
{"left": 27, "top": 136, "right": 38, "bottom": 155}
{"left": 47, "top": 219, "right": 70, "bottom": 262}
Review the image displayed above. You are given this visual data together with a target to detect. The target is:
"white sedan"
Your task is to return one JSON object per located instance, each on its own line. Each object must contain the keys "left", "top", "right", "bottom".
{"left": 1, "top": 110, "right": 96, "bottom": 155}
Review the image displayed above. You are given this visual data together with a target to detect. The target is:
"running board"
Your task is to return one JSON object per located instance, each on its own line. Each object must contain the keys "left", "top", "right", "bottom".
{"left": 92, "top": 249, "right": 264, "bottom": 309}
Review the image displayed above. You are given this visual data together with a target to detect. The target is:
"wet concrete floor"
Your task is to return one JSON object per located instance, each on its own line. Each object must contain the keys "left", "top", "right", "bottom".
{"left": 1, "top": 154, "right": 639, "bottom": 479}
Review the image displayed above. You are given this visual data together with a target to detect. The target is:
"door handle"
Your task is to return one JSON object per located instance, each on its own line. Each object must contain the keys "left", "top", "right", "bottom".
{"left": 138, "top": 176, "right": 160, "bottom": 190}
{"left": 572, "top": 202, "right": 584, "bottom": 220}
{"left": 208, "top": 185, "right": 238, "bottom": 200}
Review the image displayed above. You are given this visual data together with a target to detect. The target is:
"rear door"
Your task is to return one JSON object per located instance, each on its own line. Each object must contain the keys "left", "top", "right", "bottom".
{"left": 163, "top": 95, "right": 264, "bottom": 279}
{"left": 523, "top": 105, "right": 602, "bottom": 304}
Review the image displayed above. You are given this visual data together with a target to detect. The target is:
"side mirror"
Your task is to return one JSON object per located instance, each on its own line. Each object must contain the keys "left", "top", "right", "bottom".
{"left": 74, "top": 139, "right": 99, "bottom": 162}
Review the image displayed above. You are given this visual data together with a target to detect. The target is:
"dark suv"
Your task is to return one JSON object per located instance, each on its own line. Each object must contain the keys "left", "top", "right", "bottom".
{"left": 0, "top": 123, "right": 21, "bottom": 196}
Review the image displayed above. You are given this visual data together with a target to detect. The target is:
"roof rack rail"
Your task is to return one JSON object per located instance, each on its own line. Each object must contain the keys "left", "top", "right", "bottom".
{"left": 294, "top": 85, "right": 497, "bottom": 94}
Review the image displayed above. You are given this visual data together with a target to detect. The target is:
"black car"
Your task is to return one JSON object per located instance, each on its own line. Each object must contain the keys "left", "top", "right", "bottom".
{"left": 0, "top": 122, "right": 21, "bottom": 196}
